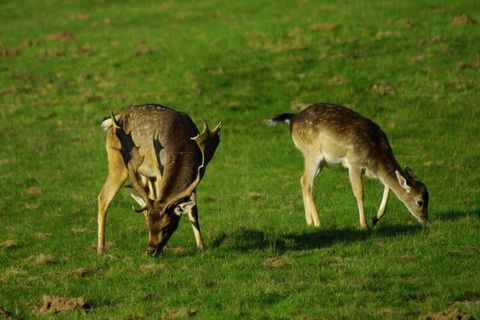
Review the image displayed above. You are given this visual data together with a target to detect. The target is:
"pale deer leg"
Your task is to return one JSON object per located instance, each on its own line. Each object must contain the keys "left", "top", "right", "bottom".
{"left": 187, "top": 193, "right": 205, "bottom": 251}
{"left": 348, "top": 166, "right": 367, "bottom": 230}
{"left": 372, "top": 185, "right": 390, "bottom": 226}
{"left": 97, "top": 150, "right": 128, "bottom": 254}
{"left": 300, "top": 157, "right": 322, "bottom": 227}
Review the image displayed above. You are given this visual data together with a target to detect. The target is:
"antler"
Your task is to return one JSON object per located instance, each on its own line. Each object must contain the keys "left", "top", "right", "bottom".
{"left": 126, "top": 146, "right": 150, "bottom": 213}
{"left": 162, "top": 121, "right": 222, "bottom": 212}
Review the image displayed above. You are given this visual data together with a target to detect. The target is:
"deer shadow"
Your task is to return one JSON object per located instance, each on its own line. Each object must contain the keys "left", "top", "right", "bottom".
{"left": 210, "top": 224, "right": 424, "bottom": 254}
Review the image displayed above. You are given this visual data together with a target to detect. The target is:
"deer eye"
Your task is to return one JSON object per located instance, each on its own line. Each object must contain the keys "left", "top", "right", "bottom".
{"left": 416, "top": 200, "right": 423, "bottom": 207}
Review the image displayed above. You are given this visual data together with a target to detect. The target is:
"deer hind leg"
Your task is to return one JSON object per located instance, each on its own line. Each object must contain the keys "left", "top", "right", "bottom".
{"left": 186, "top": 193, "right": 205, "bottom": 251}
{"left": 97, "top": 147, "right": 128, "bottom": 254}
{"left": 348, "top": 165, "right": 367, "bottom": 230}
{"left": 372, "top": 185, "right": 390, "bottom": 226}
{"left": 300, "top": 156, "right": 323, "bottom": 227}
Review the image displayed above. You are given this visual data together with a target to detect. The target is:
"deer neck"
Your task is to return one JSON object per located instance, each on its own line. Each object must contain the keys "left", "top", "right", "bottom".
{"left": 376, "top": 155, "right": 408, "bottom": 201}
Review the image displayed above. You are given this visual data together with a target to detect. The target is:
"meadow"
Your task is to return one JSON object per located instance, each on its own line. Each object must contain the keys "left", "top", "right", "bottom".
{"left": 1, "top": 0, "right": 479, "bottom": 318}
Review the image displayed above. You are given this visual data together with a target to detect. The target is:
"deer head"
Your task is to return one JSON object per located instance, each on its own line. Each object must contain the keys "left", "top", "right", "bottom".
{"left": 395, "top": 167, "right": 429, "bottom": 224}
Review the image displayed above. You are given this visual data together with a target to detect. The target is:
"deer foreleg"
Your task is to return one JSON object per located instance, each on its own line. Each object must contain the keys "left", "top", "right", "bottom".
{"left": 348, "top": 165, "right": 367, "bottom": 230}
{"left": 372, "top": 185, "right": 390, "bottom": 226}
{"left": 97, "top": 156, "right": 128, "bottom": 254}
{"left": 187, "top": 193, "right": 205, "bottom": 251}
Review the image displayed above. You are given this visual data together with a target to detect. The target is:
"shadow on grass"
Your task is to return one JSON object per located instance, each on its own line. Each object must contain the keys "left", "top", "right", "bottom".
{"left": 434, "top": 210, "right": 480, "bottom": 222}
{"left": 211, "top": 224, "right": 424, "bottom": 253}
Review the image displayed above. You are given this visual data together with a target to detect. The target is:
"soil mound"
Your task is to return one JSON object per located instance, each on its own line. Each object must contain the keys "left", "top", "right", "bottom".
{"left": 38, "top": 295, "right": 91, "bottom": 315}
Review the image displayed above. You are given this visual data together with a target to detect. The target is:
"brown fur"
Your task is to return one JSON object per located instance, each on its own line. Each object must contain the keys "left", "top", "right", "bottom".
{"left": 97, "top": 104, "right": 221, "bottom": 256}
{"left": 277, "top": 103, "right": 428, "bottom": 228}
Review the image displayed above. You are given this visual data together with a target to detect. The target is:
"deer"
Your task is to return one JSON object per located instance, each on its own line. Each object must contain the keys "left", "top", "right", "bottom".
{"left": 270, "top": 103, "right": 428, "bottom": 229}
{"left": 97, "top": 104, "right": 221, "bottom": 256}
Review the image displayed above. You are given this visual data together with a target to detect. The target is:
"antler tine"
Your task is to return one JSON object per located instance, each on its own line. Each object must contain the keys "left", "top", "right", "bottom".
{"left": 212, "top": 121, "right": 222, "bottom": 134}
{"left": 110, "top": 110, "right": 122, "bottom": 128}
{"left": 202, "top": 120, "right": 209, "bottom": 134}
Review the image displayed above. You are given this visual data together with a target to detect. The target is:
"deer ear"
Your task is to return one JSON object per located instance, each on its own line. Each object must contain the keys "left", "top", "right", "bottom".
{"left": 173, "top": 197, "right": 196, "bottom": 216}
{"left": 395, "top": 170, "right": 411, "bottom": 193}
{"left": 212, "top": 121, "right": 222, "bottom": 136}
{"left": 404, "top": 167, "right": 416, "bottom": 180}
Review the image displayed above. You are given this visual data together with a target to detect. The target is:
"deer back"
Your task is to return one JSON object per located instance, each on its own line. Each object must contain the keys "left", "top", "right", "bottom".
{"left": 291, "top": 103, "right": 400, "bottom": 175}
{"left": 110, "top": 104, "right": 221, "bottom": 209}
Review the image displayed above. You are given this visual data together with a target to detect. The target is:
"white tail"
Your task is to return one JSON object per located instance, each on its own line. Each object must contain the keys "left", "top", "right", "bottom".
{"left": 97, "top": 104, "right": 221, "bottom": 256}
{"left": 273, "top": 103, "right": 428, "bottom": 229}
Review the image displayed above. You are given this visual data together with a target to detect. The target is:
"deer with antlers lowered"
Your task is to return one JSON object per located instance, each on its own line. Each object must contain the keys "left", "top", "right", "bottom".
{"left": 97, "top": 104, "right": 221, "bottom": 256}
{"left": 270, "top": 103, "right": 428, "bottom": 229}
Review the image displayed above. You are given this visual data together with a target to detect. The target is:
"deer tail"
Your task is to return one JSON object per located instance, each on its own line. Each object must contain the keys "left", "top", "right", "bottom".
{"left": 266, "top": 113, "right": 296, "bottom": 126}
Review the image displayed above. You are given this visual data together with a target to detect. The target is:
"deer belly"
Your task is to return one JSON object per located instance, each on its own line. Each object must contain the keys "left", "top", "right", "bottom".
{"left": 322, "top": 151, "right": 348, "bottom": 167}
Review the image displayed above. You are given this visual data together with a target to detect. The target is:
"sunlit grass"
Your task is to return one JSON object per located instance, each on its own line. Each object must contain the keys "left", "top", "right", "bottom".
{"left": 1, "top": 0, "right": 479, "bottom": 318}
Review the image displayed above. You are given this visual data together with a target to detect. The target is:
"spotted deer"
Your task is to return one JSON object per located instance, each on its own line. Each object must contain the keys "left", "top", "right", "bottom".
{"left": 97, "top": 104, "right": 221, "bottom": 256}
{"left": 270, "top": 103, "right": 428, "bottom": 229}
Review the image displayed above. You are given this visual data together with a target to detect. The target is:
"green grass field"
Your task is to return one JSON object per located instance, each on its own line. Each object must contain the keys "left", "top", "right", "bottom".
{"left": 1, "top": 0, "right": 479, "bottom": 318}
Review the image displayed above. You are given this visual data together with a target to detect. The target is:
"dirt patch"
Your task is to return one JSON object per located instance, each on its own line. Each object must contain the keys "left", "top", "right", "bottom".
{"left": 310, "top": 22, "right": 338, "bottom": 31}
{"left": 76, "top": 14, "right": 90, "bottom": 21}
{"left": 424, "top": 308, "right": 475, "bottom": 320}
{"left": 0, "top": 306, "right": 12, "bottom": 319}
{"left": 394, "top": 18, "right": 417, "bottom": 28}
{"left": 326, "top": 75, "right": 349, "bottom": 86}
{"left": 24, "top": 186, "right": 42, "bottom": 196}
{"left": 33, "top": 254, "right": 57, "bottom": 265}
{"left": 373, "top": 30, "right": 395, "bottom": 41}
{"left": 0, "top": 87, "right": 17, "bottom": 96}
{"left": 21, "top": 40, "right": 39, "bottom": 48}
{"left": 136, "top": 45, "right": 153, "bottom": 55}
{"left": 371, "top": 83, "right": 396, "bottom": 96}
{"left": 0, "top": 48, "right": 20, "bottom": 57}
{"left": 35, "top": 233, "right": 52, "bottom": 240}
{"left": 0, "top": 240, "right": 17, "bottom": 249}
{"left": 38, "top": 295, "right": 91, "bottom": 315}
{"left": 247, "top": 192, "right": 264, "bottom": 201}
{"left": 163, "top": 246, "right": 189, "bottom": 257}
{"left": 45, "top": 31, "right": 73, "bottom": 41}
{"left": 40, "top": 48, "right": 66, "bottom": 58}
{"left": 73, "top": 268, "right": 93, "bottom": 278}
{"left": 263, "top": 256, "right": 292, "bottom": 268}
{"left": 451, "top": 15, "right": 476, "bottom": 26}
{"left": 162, "top": 307, "right": 197, "bottom": 319}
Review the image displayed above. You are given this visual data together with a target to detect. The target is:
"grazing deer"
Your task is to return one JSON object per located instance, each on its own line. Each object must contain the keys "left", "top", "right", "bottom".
{"left": 97, "top": 104, "right": 221, "bottom": 256}
{"left": 270, "top": 103, "right": 428, "bottom": 229}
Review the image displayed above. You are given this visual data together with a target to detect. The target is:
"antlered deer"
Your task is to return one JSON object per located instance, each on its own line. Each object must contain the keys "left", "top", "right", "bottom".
{"left": 97, "top": 104, "right": 221, "bottom": 256}
{"left": 270, "top": 103, "right": 428, "bottom": 229}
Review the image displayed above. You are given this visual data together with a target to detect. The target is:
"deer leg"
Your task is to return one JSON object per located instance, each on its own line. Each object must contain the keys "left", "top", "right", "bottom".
{"left": 300, "top": 156, "right": 323, "bottom": 227}
{"left": 186, "top": 193, "right": 205, "bottom": 251}
{"left": 97, "top": 148, "right": 128, "bottom": 254}
{"left": 348, "top": 165, "right": 367, "bottom": 230}
{"left": 372, "top": 185, "right": 390, "bottom": 226}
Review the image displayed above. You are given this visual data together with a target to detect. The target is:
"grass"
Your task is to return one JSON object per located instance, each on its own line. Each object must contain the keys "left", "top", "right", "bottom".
{"left": 1, "top": 0, "right": 480, "bottom": 318}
